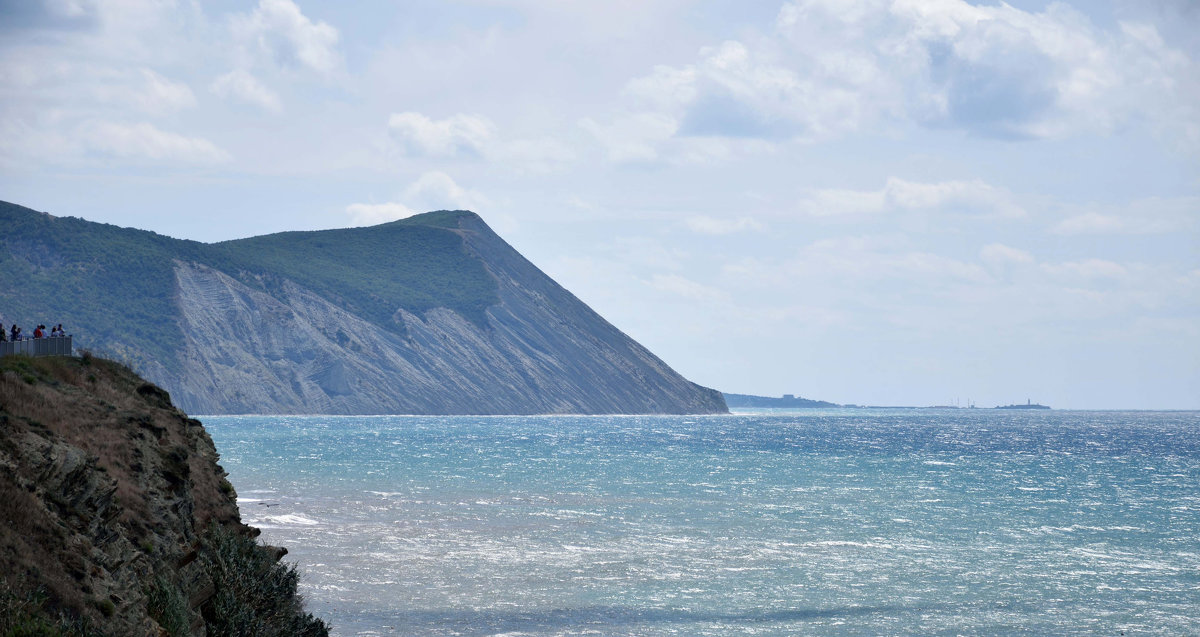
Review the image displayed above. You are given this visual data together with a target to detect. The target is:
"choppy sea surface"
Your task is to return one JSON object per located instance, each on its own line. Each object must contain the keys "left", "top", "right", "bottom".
{"left": 203, "top": 410, "right": 1200, "bottom": 636}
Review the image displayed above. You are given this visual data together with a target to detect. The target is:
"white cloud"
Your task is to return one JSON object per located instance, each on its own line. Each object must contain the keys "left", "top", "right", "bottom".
{"left": 42, "top": 0, "right": 96, "bottom": 19}
{"left": 8, "top": 62, "right": 195, "bottom": 117}
{"left": 887, "top": 179, "right": 1025, "bottom": 217}
{"left": 345, "top": 202, "right": 418, "bottom": 226}
{"left": 646, "top": 273, "right": 729, "bottom": 303}
{"left": 579, "top": 112, "right": 678, "bottom": 163}
{"left": 1053, "top": 212, "right": 1131, "bottom": 235}
{"left": 685, "top": 215, "right": 763, "bottom": 235}
{"left": 1043, "top": 259, "right": 1131, "bottom": 283}
{"left": 403, "top": 171, "right": 490, "bottom": 211}
{"left": 211, "top": 69, "right": 282, "bottom": 113}
{"left": 345, "top": 172, "right": 489, "bottom": 226}
{"left": 597, "top": 0, "right": 1199, "bottom": 155}
{"left": 493, "top": 137, "right": 576, "bottom": 173}
{"left": 681, "top": 40, "right": 865, "bottom": 140}
{"left": 785, "top": 235, "right": 990, "bottom": 284}
{"left": 231, "top": 0, "right": 341, "bottom": 75}
{"left": 81, "top": 121, "right": 230, "bottom": 163}
{"left": 132, "top": 68, "right": 195, "bottom": 114}
{"left": 980, "top": 243, "right": 1035, "bottom": 267}
{"left": 776, "top": 0, "right": 1196, "bottom": 140}
{"left": 799, "top": 177, "right": 1024, "bottom": 218}
{"left": 624, "top": 64, "right": 697, "bottom": 112}
{"left": 1051, "top": 196, "right": 1199, "bottom": 235}
{"left": 714, "top": 234, "right": 1192, "bottom": 343}
{"left": 610, "top": 236, "right": 687, "bottom": 271}
{"left": 616, "top": 40, "right": 867, "bottom": 146}
{"left": 388, "top": 112, "right": 494, "bottom": 158}
{"left": 798, "top": 187, "right": 887, "bottom": 217}
{"left": 385, "top": 111, "right": 574, "bottom": 170}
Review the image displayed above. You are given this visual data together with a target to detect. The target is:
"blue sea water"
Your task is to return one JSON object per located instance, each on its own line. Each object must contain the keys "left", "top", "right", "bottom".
{"left": 203, "top": 410, "right": 1200, "bottom": 636}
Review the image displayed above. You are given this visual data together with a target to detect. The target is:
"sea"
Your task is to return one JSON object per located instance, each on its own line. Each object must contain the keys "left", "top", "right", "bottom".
{"left": 202, "top": 410, "right": 1200, "bottom": 636}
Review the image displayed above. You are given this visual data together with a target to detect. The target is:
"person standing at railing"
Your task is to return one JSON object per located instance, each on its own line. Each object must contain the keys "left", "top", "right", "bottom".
{"left": 10, "top": 325, "right": 19, "bottom": 341}
{"left": 33, "top": 325, "right": 43, "bottom": 339}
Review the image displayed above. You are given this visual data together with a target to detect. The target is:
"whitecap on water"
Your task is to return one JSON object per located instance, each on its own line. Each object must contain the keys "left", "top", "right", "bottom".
{"left": 263, "top": 514, "right": 320, "bottom": 526}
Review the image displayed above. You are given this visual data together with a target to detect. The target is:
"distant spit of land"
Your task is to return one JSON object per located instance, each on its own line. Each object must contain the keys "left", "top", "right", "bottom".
{"left": 725, "top": 393, "right": 1051, "bottom": 410}
{"left": 723, "top": 393, "right": 842, "bottom": 409}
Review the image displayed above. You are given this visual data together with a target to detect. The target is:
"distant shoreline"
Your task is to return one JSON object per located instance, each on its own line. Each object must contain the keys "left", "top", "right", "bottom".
{"left": 724, "top": 393, "right": 1056, "bottom": 410}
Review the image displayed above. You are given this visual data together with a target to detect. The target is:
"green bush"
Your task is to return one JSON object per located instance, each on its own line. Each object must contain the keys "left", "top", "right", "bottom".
{"left": 145, "top": 576, "right": 189, "bottom": 637}
{"left": 197, "top": 525, "right": 328, "bottom": 637}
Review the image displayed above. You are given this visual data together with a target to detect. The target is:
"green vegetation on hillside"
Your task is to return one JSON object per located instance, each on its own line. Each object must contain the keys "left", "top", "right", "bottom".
{"left": 143, "top": 525, "right": 328, "bottom": 637}
{"left": 0, "top": 203, "right": 499, "bottom": 375}
{"left": 0, "top": 201, "right": 206, "bottom": 371}
{"left": 212, "top": 211, "right": 498, "bottom": 327}
{"left": 194, "top": 524, "right": 328, "bottom": 637}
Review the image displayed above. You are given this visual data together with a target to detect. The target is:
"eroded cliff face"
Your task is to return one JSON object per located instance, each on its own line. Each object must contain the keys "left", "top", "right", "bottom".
{"left": 167, "top": 213, "right": 727, "bottom": 415}
{"left": 0, "top": 202, "right": 726, "bottom": 416}
{"left": 0, "top": 355, "right": 325, "bottom": 636}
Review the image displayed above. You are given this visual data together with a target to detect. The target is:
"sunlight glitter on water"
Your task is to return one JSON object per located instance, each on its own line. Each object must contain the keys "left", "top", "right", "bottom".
{"left": 210, "top": 411, "right": 1200, "bottom": 636}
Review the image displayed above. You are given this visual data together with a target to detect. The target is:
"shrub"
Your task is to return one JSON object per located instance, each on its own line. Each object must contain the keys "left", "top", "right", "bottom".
{"left": 197, "top": 525, "right": 328, "bottom": 637}
{"left": 145, "top": 576, "right": 189, "bottom": 637}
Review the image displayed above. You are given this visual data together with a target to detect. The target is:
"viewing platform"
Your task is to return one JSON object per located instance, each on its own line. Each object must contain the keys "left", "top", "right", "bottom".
{"left": 0, "top": 335, "right": 73, "bottom": 357}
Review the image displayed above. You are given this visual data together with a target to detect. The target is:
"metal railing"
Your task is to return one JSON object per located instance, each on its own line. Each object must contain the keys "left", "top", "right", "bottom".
{"left": 0, "top": 335, "right": 73, "bottom": 357}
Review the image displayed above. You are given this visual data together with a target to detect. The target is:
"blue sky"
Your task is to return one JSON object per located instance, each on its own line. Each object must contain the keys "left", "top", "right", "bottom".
{"left": 1, "top": 0, "right": 1197, "bottom": 408}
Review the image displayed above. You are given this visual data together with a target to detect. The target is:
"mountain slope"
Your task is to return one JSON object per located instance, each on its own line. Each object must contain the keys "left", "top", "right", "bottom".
{"left": 0, "top": 201, "right": 726, "bottom": 415}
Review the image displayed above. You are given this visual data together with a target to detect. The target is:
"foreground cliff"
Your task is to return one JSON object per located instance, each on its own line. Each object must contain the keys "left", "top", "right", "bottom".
{"left": 0, "top": 354, "right": 327, "bottom": 636}
{"left": 0, "top": 201, "right": 726, "bottom": 415}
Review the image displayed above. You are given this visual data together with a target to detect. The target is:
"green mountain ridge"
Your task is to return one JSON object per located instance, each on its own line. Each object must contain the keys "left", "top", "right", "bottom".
{"left": 0, "top": 202, "right": 495, "bottom": 367}
{"left": 0, "top": 200, "right": 726, "bottom": 415}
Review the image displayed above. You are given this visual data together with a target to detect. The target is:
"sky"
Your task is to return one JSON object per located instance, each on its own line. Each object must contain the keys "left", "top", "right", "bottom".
{"left": 1, "top": 0, "right": 1197, "bottom": 409}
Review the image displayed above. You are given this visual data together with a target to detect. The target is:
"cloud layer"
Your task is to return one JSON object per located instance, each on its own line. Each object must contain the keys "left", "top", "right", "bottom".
{"left": 587, "top": 0, "right": 1199, "bottom": 160}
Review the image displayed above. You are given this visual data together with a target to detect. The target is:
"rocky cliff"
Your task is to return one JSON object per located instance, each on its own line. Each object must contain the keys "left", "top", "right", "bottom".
{"left": 0, "top": 353, "right": 327, "bottom": 636}
{"left": 0, "top": 201, "right": 726, "bottom": 415}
